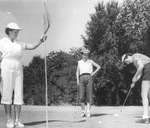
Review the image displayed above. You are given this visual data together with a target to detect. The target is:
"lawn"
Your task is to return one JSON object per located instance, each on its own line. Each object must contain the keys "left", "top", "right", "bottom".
{"left": 0, "top": 105, "right": 149, "bottom": 128}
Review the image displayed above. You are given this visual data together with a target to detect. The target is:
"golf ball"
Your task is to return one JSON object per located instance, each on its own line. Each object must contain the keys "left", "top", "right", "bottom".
{"left": 99, "top": 121, "right": 102, "bottom": 124}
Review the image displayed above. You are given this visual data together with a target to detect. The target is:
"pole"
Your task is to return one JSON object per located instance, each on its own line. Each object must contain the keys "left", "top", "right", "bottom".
{"left": 44, "top": 37, "right": 49, "bottom": 128}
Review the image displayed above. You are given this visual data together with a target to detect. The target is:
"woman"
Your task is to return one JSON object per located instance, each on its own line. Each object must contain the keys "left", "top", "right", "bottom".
{"left": 76, "top": 47, "right": 100, "bottom": 118}
{"left": 0, "top": 22, "right": 47, "bottom": 128}
{"left": 122, "top": 53, "right": 150, "bottom": 123}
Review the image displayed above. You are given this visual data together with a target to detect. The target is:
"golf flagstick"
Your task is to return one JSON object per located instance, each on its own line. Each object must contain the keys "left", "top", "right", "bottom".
{"left": 42, "top": 0, "right": 51, "bottom": 127}
{"left": 44, "top": 35, "right": 48, "bottom": 128}
{"left": 120, "top": 88, "right": 132, "bottom": 112}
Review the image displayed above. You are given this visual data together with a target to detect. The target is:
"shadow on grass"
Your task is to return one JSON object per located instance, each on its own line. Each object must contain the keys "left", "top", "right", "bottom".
{"left": 134, "top": 116, "right": 142, "bottom": 118}
{"left": 92, "top": 113, "right": 111, "bottom": 117}
{"left": 24, "top": 120, "right": 86, "bottom": 126}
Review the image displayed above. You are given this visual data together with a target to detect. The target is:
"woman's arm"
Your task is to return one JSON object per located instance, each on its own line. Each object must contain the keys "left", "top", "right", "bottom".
{"left": 0, "top": 52, "right": 2, "bottom": 83}
{"left": 25, "top": 35, "right": 47, "bottom": 50}
{"left": 91, "top": 61, "right": 101, "bottom": 76}
{"left": 76, "top": 64, "right": 80, "bottom": 86}
{"left": 0, "top": 52, "right": 2, "bottom": 62}
{"left": 132, "top": 60, "right": 144, "bottom": 84}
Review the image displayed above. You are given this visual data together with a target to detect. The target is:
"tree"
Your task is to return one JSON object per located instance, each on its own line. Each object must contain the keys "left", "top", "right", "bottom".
{"left": 82, "top": 0, "right": 150, "bottom": 105}
{"left": 24, "top": 55, "right": 45, "bottom": 105}
{"left": 116, "top": 0, "right": 150, "bottom": 54}
{"left": 115, "top": 0, "right": 150, "bottom": 105}
{"left": 44, "top": 49, "right": 80, "bottom": 105}
{"left": 23, "top": 0, "right": 150, "bottom": 106}
{"left": 82, "top": 1, "right": 123, "bottom": 105}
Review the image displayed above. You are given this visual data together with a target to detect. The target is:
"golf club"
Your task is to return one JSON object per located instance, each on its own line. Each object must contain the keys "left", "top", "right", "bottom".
{"left": 120, "top": 88, "right": 132, "bottom": 112}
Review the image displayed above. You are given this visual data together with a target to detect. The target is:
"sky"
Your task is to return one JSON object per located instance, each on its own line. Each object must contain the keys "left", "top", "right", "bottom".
{"left": 0, "top": 0, "right": 123, "bottom": 65}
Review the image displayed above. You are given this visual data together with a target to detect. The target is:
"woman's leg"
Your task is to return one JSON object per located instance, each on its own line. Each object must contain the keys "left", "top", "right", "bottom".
{"left": 13, "top": 73, "right": 24, "bottom": 127}
{"left": 1, "top": 70, "right": 14, "bottom": 127}
{"left": 4, "top": 104, "right": 14, "bottom": 127}
{"left": 87, "top": 102, "right": 91, "bottom": 113}
{"left": 86, "top": 75, "right": 92, "bottom": 117}
{"left": 4, "top": 104, "right": 12, "bottom": 121}
{"left": 79, "top": 76, "right": 86, "bottom": 116}
{"left": 14, "top": 72, "right": 24, "bottom": 120}
{"left": 141, "top": 81, "right": 150, "bottom": 119}
{"left": 81, "top": 103, "right": 85, "bottom": 113}
{"left": 14, "top": 104, "right": 24, "bottom": 127}
{"left": 14, "top": 105, "right": 21, "bottom": 121}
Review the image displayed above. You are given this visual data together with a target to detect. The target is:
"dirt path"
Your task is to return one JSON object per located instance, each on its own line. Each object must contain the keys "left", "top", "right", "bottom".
{"left": 0, "top": 105, "right": 150, "bottom": 128}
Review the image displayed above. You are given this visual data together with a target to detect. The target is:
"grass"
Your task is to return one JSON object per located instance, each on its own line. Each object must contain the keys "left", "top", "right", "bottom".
{"left": 0, "top": 105, "right": 149, "bottom": 128}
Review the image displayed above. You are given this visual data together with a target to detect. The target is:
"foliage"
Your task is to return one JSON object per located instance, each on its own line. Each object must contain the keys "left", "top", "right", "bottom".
{"left": 116, "top": 0, "right": 150, "bottom": 54}
{"left": 23, "top": 0, "right": 150, "bottom": 106}
{"left": 24, "top": 50, "right": 80, "bottom": 105}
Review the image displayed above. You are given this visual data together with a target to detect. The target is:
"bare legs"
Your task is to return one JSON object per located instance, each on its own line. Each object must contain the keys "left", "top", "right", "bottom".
{"left": 81, "top": 103, "right": 85, "bottom": 113}
{"left": 4, "top": 105, "right": 12, "bottom": 121}
{"left": 4, "top": 104, "right": 22, "bottom": 121}
{"left": 14, "top": 105, "right": 22, "bottom": 121}
{"left": 141, "top": 81, "right": 150, "bottom": 119}
{"left": 80, "top": 102, "right": 91, "bottom": 117}
{"left": 87, "top": 102, "right": 91, "bottom": 113}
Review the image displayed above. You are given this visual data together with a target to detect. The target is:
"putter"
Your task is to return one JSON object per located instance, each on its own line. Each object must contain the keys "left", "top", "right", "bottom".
{"left": 120, "top": 88, "right": 132, "bottom": 112}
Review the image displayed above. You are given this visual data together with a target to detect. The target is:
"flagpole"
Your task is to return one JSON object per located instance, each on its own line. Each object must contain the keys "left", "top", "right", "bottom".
{"left": 44, "top": 35, "right": 49, "bottom": 128}
{"left": 42, "top": 0, "right": 49, "bottom": 127}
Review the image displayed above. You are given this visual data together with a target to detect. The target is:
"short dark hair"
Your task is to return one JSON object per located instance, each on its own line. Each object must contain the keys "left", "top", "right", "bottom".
{"left": 124, "top": 53, "right": 133, "bottom": 60}
{"left": 123, "top": 53, "right": 133, "bottom": 62}
{"left": 5, "top": 28, "right": 13, "bottom": 35}
{"left": 120, "top": 53, "right": 133, "bottom": 70}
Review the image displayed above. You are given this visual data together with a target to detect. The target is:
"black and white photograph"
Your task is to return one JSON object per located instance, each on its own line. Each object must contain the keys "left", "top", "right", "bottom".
{"left": 0, "top": 0, "right": 150, "bottom": 128}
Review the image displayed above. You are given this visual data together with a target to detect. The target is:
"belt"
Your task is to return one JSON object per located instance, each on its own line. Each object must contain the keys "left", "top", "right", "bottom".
{"left": 80, "top": 73, "right": 91, "bottom": 77}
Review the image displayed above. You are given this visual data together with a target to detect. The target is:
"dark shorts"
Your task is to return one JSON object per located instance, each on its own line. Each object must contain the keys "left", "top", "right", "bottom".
{"left": 78, "top": 74, "right": 93, "bottom": 103}
{"left": 142, "top": 63, "right": 150, "bottom": 81}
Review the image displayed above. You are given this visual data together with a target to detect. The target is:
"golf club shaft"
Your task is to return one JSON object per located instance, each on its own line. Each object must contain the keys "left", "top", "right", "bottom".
{"left": 121, "top": 88, "right": 132, "bottom": 111}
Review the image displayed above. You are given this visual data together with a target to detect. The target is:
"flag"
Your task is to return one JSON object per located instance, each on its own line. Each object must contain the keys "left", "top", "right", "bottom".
{"left": 42, "top": 0, "right": 50, "bottom": 35}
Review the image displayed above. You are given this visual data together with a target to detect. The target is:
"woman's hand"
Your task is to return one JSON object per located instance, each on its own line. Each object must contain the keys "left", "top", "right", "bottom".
{"left": 77, "top": 81, "right": 80, "bottom": 86}
{"left": 40, "top": 35, "right": 47, "bottom": 43}
{"left": 137, "top": 73, "right": 142, "bottom": 80}
{"left": 91, "top": 73, "right": 94, "bottom": 77}
{"left": 130, "top": 83, "right": 135, "bottom": 88}
{"left": 132, "top": 77, "right": 137, "bottom": 84}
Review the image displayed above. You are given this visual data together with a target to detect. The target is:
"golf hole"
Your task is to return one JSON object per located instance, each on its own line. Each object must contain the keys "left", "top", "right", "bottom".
{"left": 113, "top": 114, "right": 119, "bottom": 116}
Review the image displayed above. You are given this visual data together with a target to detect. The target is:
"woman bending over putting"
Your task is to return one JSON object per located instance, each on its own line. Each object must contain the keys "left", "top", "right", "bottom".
{"left": 122, "top": 53, "right": 150, "bottom": 124}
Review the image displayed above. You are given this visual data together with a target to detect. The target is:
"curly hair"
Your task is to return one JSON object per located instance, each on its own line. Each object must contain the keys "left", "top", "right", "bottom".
{"left": 5, "top": 28, "right": 13, "bottom": 35}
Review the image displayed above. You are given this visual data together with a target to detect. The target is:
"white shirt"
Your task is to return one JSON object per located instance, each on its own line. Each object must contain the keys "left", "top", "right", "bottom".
{"left": 78, "top": 59, "right": 93, "bottom": 75}
{"left": 132, "top": 53, "right": 150, "bottom": 65}
{"left": 0, "top": 37, "right": 26, "bottom": 71}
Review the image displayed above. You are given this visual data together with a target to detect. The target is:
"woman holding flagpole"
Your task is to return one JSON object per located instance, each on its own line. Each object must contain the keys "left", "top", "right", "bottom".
{"left": 0, "top": 22, "right": 47, "bottom": 128}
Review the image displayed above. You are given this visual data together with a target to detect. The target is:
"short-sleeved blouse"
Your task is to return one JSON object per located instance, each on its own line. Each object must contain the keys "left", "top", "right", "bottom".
{"left": 0, "top": 37, "right": 26, "bottom": 71}
{"left": 132, "top": 53, "right": 150, "bottom": 66}
{"left": 78, "top": 59, "right": 94, "bottom": 75}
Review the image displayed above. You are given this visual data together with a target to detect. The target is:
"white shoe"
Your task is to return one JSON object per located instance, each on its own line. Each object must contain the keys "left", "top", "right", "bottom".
{"left": 86, "top": 112, "right": 91, "bottom": 118}
{"left": 79, "top": 112, "right": 86, "bottom": 117}
{"left": 6, "top": 119, "right": 14, "bottom": 128}
{"left": 14, "top": 120, "right": 24, "bottom": 127}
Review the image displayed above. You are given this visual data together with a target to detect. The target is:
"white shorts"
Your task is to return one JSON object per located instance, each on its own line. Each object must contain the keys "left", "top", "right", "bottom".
{"left": 1, "top": 69, "right": 24, "bottom": 105}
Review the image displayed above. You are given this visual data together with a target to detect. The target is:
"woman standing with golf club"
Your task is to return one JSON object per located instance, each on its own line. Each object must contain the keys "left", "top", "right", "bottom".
{"left": 76, "top": 47, "right": 100, "bottom": 118}
{"left": 0, "top": 22, "right": 47, "bottom": 128}
{"left": 122, "top": 53, "right": 150, "bottom": 123}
